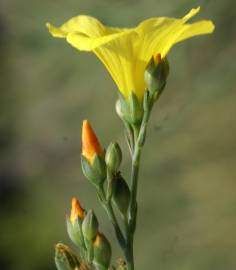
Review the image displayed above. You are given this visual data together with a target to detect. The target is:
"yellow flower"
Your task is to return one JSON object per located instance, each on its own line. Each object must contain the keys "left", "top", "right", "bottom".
{"left": 46, "top": 7, "right": 214, "bottom": 100}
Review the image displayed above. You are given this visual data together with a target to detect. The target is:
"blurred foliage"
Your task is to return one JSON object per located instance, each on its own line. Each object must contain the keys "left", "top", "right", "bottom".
{"left": 0, "top": 0, "right": 236, "bottom": 269}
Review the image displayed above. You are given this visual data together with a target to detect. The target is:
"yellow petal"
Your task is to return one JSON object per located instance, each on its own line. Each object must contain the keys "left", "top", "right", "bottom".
{"left": 46, "top": 15, "right": 121, "bottom": 39}
{"left": 136, "top": 7, "right": 214, "bottom": 62}
{"left": 175, "top": 20, "right": 215, "bottom": 43}
{"left": 66, "top": 30, "right": 133, "bottom": 51}
{"left": 46, "top": 22, "right": 67, "bottom": 38}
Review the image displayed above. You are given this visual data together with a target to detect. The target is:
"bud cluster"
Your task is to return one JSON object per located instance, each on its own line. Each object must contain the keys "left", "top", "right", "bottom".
{"left": 66, "top": 197, "right": 112, "bottom": 270}
{"left": 80, "top": 120, "right": 131, "bottom": 220}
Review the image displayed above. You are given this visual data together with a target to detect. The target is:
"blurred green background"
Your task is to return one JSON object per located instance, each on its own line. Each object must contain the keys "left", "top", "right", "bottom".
{"left": 0, "top": 0, "right": 236, "bottom": 269}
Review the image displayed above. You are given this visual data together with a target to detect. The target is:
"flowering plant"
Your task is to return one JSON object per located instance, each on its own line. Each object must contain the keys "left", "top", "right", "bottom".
{"left": 47, "top": 7, "right": 214, "bottom": 270}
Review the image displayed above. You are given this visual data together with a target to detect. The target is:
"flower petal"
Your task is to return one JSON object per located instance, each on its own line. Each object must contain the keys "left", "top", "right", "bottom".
{"left": 46, "top": 15, "right": 122, "bottom": 39}
{"left": 66, "top": 30, "right": 133, "bottom": 51}
{"left": 175, "top": 20, "right": 215, "bottom": 43}
{"left": 92, "top": 32, "right": 140, "bottom": 99}
{"left": 136, "top": 7, "right": 214, "bottom": 63}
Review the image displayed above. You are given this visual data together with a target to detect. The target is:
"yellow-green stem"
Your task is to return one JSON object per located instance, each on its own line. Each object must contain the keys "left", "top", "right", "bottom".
{"left": 126, "top": 92, "right": 153, "bottom": 270}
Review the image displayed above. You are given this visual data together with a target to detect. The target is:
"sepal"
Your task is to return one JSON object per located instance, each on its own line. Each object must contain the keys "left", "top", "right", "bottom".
{"left": 116, "top": 94, "right": 129, "bottom": 122}
{"left": 66, "top": 216, "right": 85, "bottom": 248}
{"left": 82, "top": 209, "right": 99, "bottom": 241}
{"left": 129, "top": 93, "right": 143, "bottom": 125}
{"left": 112, "top": 175, "right": 130, "bottom": 217}
{"left": 81, "top": 154, "right": 106, "bottom": 187}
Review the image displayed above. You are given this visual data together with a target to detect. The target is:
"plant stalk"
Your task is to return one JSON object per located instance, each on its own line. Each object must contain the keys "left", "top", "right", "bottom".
{"left": 97, "top": 188, "right": 126, "bottom": 249}
{"left": 125, "top": 93, "right": 153, "bottom": 270}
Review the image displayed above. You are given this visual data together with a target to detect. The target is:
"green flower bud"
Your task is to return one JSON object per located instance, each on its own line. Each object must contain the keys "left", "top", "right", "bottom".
{"left": 81, "top": 154, "right": 106, "bottom": 188}
{"left": 82, "top": 209, "right": 99, "bottom": 241}
{"left": 93, "top": 233, "right": 112, "bottom": 270}
{"left": 116, "top": 93, "right": 143, "bottom": 125}
{"left": 144, "top": 54, "right": 169, "bottom": 98}
{"left": 112, "top": 175, "right": 130, "bottom": 217}
{"left": 105, "top": 142, "right": 122, "bottom": 174}
{"left": 55, "top": 243, "right": 80, "bottom": 270}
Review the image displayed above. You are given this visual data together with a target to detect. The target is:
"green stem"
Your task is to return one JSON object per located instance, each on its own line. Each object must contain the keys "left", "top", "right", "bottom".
{"left": 125, "top": 241, "right": 134, "bottom": 270}
{"left": 126, "top": 93, "right": 153, "bottom": 270}
{"left": 97, "top": 92, "right": 154, "bottom": 270}
{"left": 97, "top": 188, "right": 126, "bottom": 249}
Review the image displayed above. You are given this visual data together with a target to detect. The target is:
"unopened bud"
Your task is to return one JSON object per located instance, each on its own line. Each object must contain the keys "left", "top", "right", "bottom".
{"left": 81, "top": 120, "right": 106, "bottom": 187}
{"left": 82, "top": 209, "right": 99, "bottom": 241}
{"left": 67, "top": 198, "right": 85, "bottom": 248}
{"left": 112, "top": 175, "right": 130, "bottom": 217}
{"left": 55, "top": 243, "right": 80, "bottom": 270}
{"left": 82, "top": 120, "right": 104, "bottom": 163}
{"left": 70, "top": 197, "right": 85, "bottom": 224}
{"left": 115, "top": 93, "right": 143, "bottom": 125}
{"left": 144, "top": 53, "right": 169, "bottom": 98}
{"left": 105, "top": 142, "right": 122, "bottom": 174}
{"left": 93, "top": 233, "right": 112, "bottom": 270}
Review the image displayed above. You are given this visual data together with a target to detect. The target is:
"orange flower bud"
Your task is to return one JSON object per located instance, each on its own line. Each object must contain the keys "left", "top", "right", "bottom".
{"left": 82, "top": 120, "right": 104, "bottom": 163}
{"left": 144, "top": 53, "right": 169, "bottom": 97}
{"left": 70, "top": 197, "right": 85, "bottom": 224}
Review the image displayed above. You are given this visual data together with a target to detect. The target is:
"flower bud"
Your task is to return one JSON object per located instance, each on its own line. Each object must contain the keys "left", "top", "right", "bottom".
{"left": 82, "top": 120, "right": 104, "bottom": 163}
{"left": 81, "top": 120, "right": 106, "bottom": 187}
{"left": 112, "top": 175, "right": 130, "bottom": 217}
{"left": 67, "top": 198, "right": 85, "bottom": 248}
{"left": 93, "top": 233, "right": 112, "bottom": 270}
{"left": 82, "top": 209, "right": 99, "bottom": 241}
{"left": 105, "top": 142, "right": 122, "bottom": 174}
{"left": 144, "top": 53, "right": 169, "bottom": 98}
{"left": 55, "top": 243, "right": 80, "bottom": 270}
{"left": 116, "top": 93, "right": 143, "bottom": 125}
{"left": 70, "top": 197, "right": 85, "bottom": 224}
